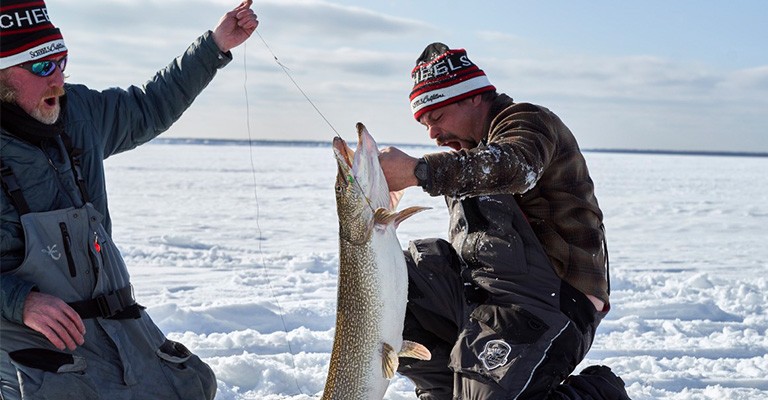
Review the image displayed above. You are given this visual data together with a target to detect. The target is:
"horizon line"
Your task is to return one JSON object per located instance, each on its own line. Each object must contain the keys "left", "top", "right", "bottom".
{"left": 152, "top": 137, "right": 768, "bottom": 158}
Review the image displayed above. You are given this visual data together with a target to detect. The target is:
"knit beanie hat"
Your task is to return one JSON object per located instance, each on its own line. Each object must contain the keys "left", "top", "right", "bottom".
{"left": 409, "top": 42, "right": 495, "bottom": 120}
{"left": 0, "top": 0, "right": 67, "bottom": 69}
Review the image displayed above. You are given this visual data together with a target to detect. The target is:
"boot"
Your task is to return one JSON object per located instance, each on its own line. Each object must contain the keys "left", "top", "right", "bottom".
{"left": 551, "top": 365, "right": 631, "bottom": 400}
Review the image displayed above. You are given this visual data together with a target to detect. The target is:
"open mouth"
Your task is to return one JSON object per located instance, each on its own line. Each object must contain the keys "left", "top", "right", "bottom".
{"left": 333, "top": 137, "right": 353, "bottom": 169}
{"left": 43, "top": 97, "right": 57, "bottom": 106}
{"left": 438, "top": 139, "right": 461, "bottom": 151}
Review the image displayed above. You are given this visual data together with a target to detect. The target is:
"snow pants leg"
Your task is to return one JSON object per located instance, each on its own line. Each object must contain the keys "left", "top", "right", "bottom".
{"left": 397, "top": 239, "right": 466, "bottom": 400}
{"left": 396, "top": 238, "right": 609, "bottom": 400}
{"left": 0, "top": 318, "right": 216, "bottom": 400}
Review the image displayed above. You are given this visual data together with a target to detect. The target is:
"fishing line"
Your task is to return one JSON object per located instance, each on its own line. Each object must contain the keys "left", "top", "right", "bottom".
{"left": 241, "top": 41, "right": 305, "bottom": 396}
{"left": 245, "top": 30, "right": 390, "bottom": 396}
{"left": 254, "top": 30, "right": 378, "bottom": 213}
{"left": 255, "top": 30, "right": 341, "bottom": 139}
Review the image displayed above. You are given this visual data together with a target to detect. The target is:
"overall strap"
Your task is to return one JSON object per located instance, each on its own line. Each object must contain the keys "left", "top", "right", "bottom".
{"left": 67, "top": 284, "right": 141, "bottom": 320}
{"left": 0, "top": 160, "right": 32, "bottom": 215}
{"left": 1, "top": 132, "right": 90, "bottom": 214}
{"left": 59, "top": 131, "right": 90, "bottom": 203}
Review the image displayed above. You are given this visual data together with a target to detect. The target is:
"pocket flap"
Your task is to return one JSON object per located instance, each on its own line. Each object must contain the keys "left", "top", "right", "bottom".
{"left": 156, "top": 339, "right": 192, "bottom": 363}
{"left": 470, "top": 304, "right": 549, "bottom": 344}
{"left": 9, "top": 348, "right": 86, "bottom": 373}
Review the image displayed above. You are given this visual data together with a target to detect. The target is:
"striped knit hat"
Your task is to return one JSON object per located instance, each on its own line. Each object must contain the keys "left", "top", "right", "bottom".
{"left": 409, "top": 42, "right": 495, "bottom": 120}
{"left": 0, "top": 0, "right": 67, "bottom": 69}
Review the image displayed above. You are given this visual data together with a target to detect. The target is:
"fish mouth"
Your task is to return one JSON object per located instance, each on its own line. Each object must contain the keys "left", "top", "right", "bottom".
{"left": 333, "top": 122, "right": 376, "bottom": 175}
{"left": 333, "top": 136, "right": 354, "bottom": 191}
{"left": 333, "top": 136, "right": 353, "bottom": 170}
{"left": 333, "top": 122, "right": 388, "bottom": 208}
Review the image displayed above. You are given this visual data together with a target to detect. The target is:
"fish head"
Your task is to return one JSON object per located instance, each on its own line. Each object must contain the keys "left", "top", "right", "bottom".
{"left": 333, "top": 134, "right": 371, "bottom": 243}
{"left": 332, "top": 123, "right": 391, "bottom": 243}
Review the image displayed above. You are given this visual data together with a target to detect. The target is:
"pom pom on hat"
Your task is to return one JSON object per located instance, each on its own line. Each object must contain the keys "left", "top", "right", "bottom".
{"left": 409, "top": 42, "right": 495, "bottom": 120}
{"left": 0, "top": 0, "right": 67, "bottom": 69}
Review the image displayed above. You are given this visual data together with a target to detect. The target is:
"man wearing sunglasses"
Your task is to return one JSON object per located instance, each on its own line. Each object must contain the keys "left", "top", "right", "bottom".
{"left": 0, "top": 1, "right": 258, "bottom": 399}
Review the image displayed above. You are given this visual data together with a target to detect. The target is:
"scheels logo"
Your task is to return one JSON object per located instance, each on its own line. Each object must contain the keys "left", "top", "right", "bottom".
{"left": 29, "top": 42, "right": 65, "bottom": 58}
{"left": 0, "top": 7, "right": 50, "bottom": 29}
{"left": 412, "top": 51, "right": 474, "bottom": 85}
{"left": 412, "top": 93, "right": 444, "bottom": 108}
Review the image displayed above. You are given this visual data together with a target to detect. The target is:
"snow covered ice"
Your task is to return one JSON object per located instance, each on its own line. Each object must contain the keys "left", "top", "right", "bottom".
{"left": 104, "top": 142, "right": 768, "bottom": 399}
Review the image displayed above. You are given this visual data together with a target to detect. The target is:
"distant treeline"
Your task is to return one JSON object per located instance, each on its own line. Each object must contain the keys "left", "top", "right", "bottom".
{"left": 151, "top": 138, "right": 767, "bottom": 158}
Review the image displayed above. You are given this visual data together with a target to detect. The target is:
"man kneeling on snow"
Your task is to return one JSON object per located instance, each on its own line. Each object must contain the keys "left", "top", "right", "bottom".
{"left": 380, "top": 42, "right": 631, "bottom": 399}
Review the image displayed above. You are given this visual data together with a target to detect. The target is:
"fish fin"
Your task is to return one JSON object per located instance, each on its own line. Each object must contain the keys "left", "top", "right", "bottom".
{"left": 381, "top": 342, "right": 399, "bottom": 379}
{"left": 399, "top": 340, "right": 432, "bottom": 361}
{"left": 373, "top": 208, "right": 397, "bottom": 226}
{"left": 373, "top": 206, "right": 430, "bottom": 227}
{"left": 389, "top": 190, "right": 404, "bottom": 210}
{"left": 394, "top": 206, "right": 431, "bottom": 228}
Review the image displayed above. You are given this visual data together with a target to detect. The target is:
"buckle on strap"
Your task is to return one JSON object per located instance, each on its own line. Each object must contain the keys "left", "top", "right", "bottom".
{"left": 69, "top": 285, "right": 136, "bottom": 319}
{"left": 96, "top": 293, "right": 122, "bottom": 318}
{"left": 98, "top": 285, "right": 135, "bottom": 317}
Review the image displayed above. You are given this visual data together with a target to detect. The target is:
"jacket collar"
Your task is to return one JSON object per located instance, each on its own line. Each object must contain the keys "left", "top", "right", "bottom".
{"left": 0, "top": 95, "right": 67, "bottom": 143}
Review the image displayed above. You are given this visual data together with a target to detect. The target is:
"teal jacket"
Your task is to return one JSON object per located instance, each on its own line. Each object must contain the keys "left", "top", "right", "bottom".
{"left": 1, "top": 31, "right": 231, "bottom": 323}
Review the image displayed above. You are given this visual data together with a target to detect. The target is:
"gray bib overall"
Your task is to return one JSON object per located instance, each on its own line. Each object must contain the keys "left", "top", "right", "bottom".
{"left": 1, "top": 150, "right": 215, "bottom": 399}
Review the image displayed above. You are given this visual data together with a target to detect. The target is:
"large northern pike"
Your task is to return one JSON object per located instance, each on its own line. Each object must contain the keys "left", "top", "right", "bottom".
{"left": 322, "top": 123, "right": 431, "bottom": 399}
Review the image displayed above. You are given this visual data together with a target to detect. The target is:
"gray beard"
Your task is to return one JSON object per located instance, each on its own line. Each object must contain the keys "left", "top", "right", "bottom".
{"left": 30, "top": 103, "right": 61, "bottom": 124}
{"left": 0, "top": 82, "right": 60, "bottom": 125}
{"left": 0, "top": 81, "right": 14, "bottom": 103}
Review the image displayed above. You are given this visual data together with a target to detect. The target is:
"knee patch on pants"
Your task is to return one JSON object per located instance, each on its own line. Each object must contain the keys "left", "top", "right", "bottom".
{"left": 450, "top": 304, "right": 577, "bottom": 398}
{"left": 449, "top": 304, "right": 548, "bottom": 387}
{"left": 7, "top": 348, "right": 98, "bottom": 399}
{"left": 156, "top": 339, "right": 217, "bottom": 400}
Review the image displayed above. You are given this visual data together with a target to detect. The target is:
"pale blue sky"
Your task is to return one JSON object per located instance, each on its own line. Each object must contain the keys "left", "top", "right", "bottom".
{"left": 51, "top": 0, "right": 767, "bottom": 152}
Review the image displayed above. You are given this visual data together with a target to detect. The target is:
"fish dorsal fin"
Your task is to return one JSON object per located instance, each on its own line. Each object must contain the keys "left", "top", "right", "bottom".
{"left": 381, "top": 342, "right": 398, "bottom": 380}
{"left": 373, "top": 206, "right": 430, "bottom": 228}
{"left": 399, "top": 340, "right": 432, "bottom": 361}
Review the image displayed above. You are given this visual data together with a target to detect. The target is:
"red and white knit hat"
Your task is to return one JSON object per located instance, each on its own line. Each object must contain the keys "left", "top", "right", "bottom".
{"left": 0, "top": 0, "right": 67, "bottom": 69}
{"left": 409, "top": 42, "right": 495, "bottom": 120}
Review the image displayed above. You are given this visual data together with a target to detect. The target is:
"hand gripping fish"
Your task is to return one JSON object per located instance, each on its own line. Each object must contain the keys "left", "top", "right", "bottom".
{"left": 322, "top": 123, "right": 431, "bottom": 399}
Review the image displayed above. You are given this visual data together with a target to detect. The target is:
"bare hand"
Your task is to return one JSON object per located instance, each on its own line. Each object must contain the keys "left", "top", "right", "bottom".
{"left": 379, "top": 147, "right": 419, "bottom": 192}
{"left": 212, "top": 0, "right": 260, "bottom": 53}
{"left": 23, "top": 291, "right": 86, "bottom": 351}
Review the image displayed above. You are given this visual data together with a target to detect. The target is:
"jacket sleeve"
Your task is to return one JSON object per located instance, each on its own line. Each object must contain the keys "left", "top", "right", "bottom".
{"left": 422, "top": 102, "right": 558, "bottom": 198}
{"left": 1, "top": 274, "right": 37, "bottom": 323}
{"left": 67, "top": 30, "right": 232, "bottom": 158}
{"left": 1, "top": 189, "right": 30, "bottom": 322}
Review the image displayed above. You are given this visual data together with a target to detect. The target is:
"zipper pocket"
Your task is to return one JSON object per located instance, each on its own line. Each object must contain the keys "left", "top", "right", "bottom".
{"left": 59, "top": 223, "right": 77, "bottom": 277}
{"left": 90, "top": 231, "right": 102, "bottom": 279}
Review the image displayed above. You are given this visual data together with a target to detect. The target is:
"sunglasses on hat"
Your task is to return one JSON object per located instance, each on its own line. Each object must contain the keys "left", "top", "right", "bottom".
{"left": 16, "top": 56, "right": 68, "bottom": 77}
